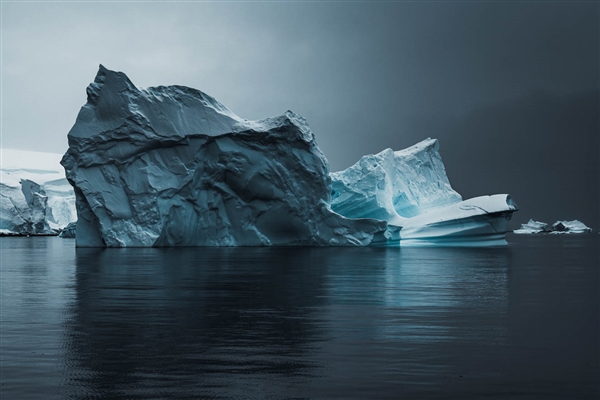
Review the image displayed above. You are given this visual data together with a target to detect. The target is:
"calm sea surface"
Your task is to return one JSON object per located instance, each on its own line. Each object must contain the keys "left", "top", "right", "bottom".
{"left": 1, "top": 234, "right": 598, "bottom": 399}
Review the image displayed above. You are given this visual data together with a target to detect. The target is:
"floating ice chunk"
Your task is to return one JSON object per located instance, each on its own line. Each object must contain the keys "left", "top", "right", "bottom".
{"left": 550, "top": 220, "right": 592, "bottom": 234}
{"left": 514, "top": 219, "right": 592, "bottom": 234}
{"left": 513, "top": 219, "right": 550, "bottom": 234}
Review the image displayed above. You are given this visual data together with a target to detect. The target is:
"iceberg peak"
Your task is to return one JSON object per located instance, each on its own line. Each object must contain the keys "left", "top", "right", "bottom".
{"left": 331, "top": 138, "right": 462, "bottom": 222}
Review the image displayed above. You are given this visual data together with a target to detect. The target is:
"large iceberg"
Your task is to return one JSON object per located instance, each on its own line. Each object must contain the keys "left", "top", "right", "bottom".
{"left": 1, "top": 149, "right": 76, "bottom": 235}
{"left": 61, "top": 65, "right": 386, "bottom": 247}
{"left": 331, "top": 139, "right": 518, "bottom": 246}
{"left": 62, "top": 66, "right": 517, "bottom": 247}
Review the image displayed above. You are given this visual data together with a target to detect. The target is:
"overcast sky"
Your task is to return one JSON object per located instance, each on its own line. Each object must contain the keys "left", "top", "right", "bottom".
{"left": 2, "top": 0, "right": 598, "bottom": 227}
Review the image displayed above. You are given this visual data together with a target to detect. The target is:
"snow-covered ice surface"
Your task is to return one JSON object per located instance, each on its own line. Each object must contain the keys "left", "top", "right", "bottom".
{"left": 331, "top": 139, "right": 518, "bottom": 246}
{"left": 1, "top": 149, "right": 76, "bottom": 234}
{"left": 514, "top": 219, "right": 592, "bottom": 234}
{"left": 62, "top": 65, "right": 386, "bottom": 247}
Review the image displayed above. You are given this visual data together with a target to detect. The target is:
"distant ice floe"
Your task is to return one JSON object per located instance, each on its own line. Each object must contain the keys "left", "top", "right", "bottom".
{"left": 514, "top": 219, "right": 592, "bottom": 234}
{"left": 0, "top": 148, "right": 76, "bottom": 235}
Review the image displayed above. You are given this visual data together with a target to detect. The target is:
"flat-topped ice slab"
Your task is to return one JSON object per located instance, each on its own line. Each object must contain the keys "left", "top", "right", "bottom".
{"left": 396, "top": 194, "right": 518, "bottom": 246}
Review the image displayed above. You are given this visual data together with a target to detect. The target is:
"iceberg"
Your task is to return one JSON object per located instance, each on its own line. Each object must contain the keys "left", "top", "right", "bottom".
{"left": 62, "top": 65, "right": 386, "bottom": 247}
{"left": 61, "top": 66, "right": 517, "bottom": 247}
{"left": 550, "top": 220, "right": 592, "bottom": 234}
{"left": 513, "top": 219, "right": 592, "bottom": 234}
{"left": 513, "top": 219, "right": 550, "bottom": 234}
{"left": 331, "top": 139, "right": 518, "bottom": 246}
{"left": 0, "top": 149, "right": 77, "bottom": 235}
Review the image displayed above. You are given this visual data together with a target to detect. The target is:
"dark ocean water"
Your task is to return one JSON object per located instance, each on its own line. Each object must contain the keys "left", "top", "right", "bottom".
{"left": 1, "top": 234, "right": 598, "bottom": 399}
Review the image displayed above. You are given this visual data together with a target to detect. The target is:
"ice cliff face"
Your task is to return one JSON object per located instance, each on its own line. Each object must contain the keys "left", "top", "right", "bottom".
{"left": 331, "top": 138, "right": 462, "bottom": 223}
{"left": 331, "top": 139, "right": 518, "bottom": 246}
{"left": 0, "top": 149, "right": 76, "bottom": 234}
{"left": 0, "top": 183, "right": 36, "bottom": 234}
{"left": 62, "top": 65, "right": 385, "bottom": 247}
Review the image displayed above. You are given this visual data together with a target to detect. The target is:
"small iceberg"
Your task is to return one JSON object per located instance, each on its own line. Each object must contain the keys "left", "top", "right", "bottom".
{"left": 550, "top": 220, "right": 593, "bottom": 234}
{"left": 514, "top": 219, "right": 592, "bottom": 234}
{"left": 514, "top": 219, "right": 551, "bottom": 234}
